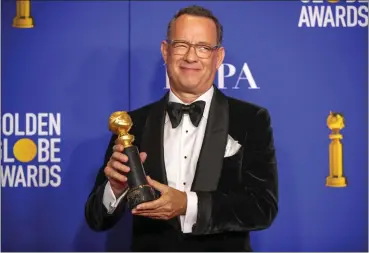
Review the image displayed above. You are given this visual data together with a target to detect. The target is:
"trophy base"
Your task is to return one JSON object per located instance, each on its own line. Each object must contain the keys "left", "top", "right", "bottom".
{"left": 326, "top": 176, "right": 347, "bottom": 187}
{"left": 13, "top": 17, "right": 34, "bottom": 28}
{"left": 126, "top": 184, "right": 158, "bottom": 210}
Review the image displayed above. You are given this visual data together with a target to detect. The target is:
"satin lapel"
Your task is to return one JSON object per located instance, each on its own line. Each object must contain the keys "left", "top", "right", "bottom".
{"left": 140, "top": 93, "right": 169, "bottom": 185}
{"left": 191, "top": 87, "right": 229, "bottom": 191}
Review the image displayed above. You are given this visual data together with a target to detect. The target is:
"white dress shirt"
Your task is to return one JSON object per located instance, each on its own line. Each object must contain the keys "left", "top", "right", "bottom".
{"left": 102, "top": 86, "right": 214, "bottom": 234}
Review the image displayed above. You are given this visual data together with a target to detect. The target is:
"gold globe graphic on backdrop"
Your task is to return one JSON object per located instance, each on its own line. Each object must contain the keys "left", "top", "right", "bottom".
{"left": 13, "top": 138, "right": 37, "bottom": 162}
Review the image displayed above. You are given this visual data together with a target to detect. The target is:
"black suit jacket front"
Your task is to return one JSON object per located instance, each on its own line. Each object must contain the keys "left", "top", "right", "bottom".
{"left": 85, "top": 87, "right": 278, "bottom": 252}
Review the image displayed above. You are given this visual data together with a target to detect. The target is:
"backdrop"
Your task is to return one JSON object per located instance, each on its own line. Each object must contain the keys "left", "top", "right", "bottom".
{"left": 1, "top": 0, "right": 368, "bottom": 251}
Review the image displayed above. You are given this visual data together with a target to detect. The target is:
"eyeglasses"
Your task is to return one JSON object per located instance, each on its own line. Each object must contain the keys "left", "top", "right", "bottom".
{"left": 166, "top": 39, "right": 220, "bottom": 59}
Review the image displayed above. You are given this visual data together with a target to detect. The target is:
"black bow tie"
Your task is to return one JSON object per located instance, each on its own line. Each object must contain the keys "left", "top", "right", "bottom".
{"left": 167, "top": 101, "right": 206, "bottom": 128}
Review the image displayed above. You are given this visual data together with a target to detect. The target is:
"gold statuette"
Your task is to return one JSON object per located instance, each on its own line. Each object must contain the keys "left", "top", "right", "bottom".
{"left": 13, "top": 0, "right": 34, "bottom": 28}
{"left": 108, "top": 111, "right": 158, "bottom": 210}
{"left": 326, "top": 111, "right": 347, "bottom": 187}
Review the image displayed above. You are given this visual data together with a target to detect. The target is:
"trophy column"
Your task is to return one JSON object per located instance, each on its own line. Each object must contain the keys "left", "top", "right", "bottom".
{"left": 326, "top": 112, "right": 347, "bottom": 187}
{"left": 13, "top": 0, "right": 34, "bottom": 28}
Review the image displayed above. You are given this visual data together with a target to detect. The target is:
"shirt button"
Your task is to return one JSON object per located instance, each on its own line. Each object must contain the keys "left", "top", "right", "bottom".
{"left": 184, "top": 156, "right": 187, "bottom": 159}
{"left": 183, "top": 182, "right": 186, "bottom": 185}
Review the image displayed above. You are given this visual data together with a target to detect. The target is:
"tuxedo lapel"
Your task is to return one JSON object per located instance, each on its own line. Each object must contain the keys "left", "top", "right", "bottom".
{"left": 139, "top": 92, "right": 182, "bottom": 231}
{"left": 191, "top": 87, "right": 229, "bottom": 191}
{"left": 140, "top": 93, "right": 169, "bottom": 185}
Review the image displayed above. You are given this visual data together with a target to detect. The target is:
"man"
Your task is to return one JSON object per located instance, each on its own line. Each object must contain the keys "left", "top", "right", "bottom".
{"left": 85, "top": 5, "right": 278, "bottom": 252}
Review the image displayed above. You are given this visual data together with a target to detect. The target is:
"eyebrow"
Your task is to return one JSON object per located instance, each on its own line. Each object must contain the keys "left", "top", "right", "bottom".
{"left": 196, "top": 41, "right": 212, "bottom": 45}
{"left": 173, "top": 39, "right": 212, "bottom": 45}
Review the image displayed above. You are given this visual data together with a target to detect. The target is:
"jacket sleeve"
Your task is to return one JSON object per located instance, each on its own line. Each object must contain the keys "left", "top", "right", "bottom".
{"left": 193, "top": 108, "right": 278, "bottom": 235}
{"left": 84, "top": 134, "right": 128, "bottom": 231}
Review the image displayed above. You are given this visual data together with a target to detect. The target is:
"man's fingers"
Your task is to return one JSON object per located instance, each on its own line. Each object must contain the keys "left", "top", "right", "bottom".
{"left": 112, "top": 145, "right": 146, "bottom": 164}
{"left": 136, "top": 197, "right": 165, "bottom": 210}
{"left": 132, "top": 212, "right": 167, "bottom": 219}
{"left": 131, "top": 209, "right": 172, "bottom": 220}
{"left": 112, "top": 144, "right": 124, "bottom": 152}
{"left": 111, "top": 152, "right": 128, "bottom": 163}
{"left": 147, "top": 176, "right": 167, "bottom": 193}
{"left": 104, "top": 166, "right": 127, "bottom": 183}
{"left": 108, "top": 159, "right": 130, "bottom": 173}
{"left": 132, "top": 206, "right": 166, "bottom": 214}
{"left": 108, "top": 175, "right": 126, "bottom": 185}
{"left": 139, "top": 152, "right": 147, "bottom": 163}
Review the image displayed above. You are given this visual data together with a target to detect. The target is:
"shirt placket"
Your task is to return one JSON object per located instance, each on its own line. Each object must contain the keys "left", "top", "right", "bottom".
{"left": 179, "top": 114, "right": 192, "bottom": 192}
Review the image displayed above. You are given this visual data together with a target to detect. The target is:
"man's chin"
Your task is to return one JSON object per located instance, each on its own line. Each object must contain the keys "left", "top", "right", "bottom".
{"left": 179, "top": 82, "right": 202, "bottom": 91}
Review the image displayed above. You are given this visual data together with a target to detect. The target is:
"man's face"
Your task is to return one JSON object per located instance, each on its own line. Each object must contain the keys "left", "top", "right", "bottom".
{"left": 161, "top": 14, "right": 225, "bottom": 94}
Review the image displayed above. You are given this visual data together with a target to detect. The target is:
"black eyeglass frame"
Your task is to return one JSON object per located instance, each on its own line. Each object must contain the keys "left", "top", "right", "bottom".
{"left": 165, "top": 39, "right": 221, "bottom": 59}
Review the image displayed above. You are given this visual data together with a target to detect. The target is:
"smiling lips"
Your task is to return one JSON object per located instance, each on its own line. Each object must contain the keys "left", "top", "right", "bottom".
{"left": 180, "top": 66, "right": 201, "bottom": 72}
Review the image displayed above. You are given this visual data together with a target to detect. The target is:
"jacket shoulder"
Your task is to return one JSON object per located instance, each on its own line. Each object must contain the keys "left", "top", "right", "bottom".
{"left": 226, "top": 97, "right": 273, "bottom": 142}
{"left": 126, "top": 99, "right": 163, "bottom": 129}
{"left": 227, "top": 96, "right": 270, "bottom": 117}
{"left": 128, "top": 102, "right": 156, "bottom": 119}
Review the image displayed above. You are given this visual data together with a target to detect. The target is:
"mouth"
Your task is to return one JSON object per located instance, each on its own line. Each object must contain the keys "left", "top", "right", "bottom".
{"left": 180, "top": 66, "right": 201, "bottom": 72}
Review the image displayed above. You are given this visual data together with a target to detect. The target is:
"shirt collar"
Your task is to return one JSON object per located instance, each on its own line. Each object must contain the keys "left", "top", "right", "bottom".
{"left": 165, "top": 85, "right": 214, "bottom": 123}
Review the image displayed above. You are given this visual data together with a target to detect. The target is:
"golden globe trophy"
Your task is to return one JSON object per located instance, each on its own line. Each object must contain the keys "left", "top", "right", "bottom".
{"left": 326, "top": 111, "right": 347, "bottom": 187}
{"left": 13, "top": 0, "right": 34, "bottom": 28}
{"left": 109, "top": 111, "right": 158, "bottom": 210}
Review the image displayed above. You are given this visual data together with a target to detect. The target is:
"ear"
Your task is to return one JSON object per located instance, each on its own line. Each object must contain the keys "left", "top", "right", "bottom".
{"left": 215, "top": 47, "right": 225, "bottom": 69}
{"left": 161, "top": 40, "right": 168, "bottom": 65}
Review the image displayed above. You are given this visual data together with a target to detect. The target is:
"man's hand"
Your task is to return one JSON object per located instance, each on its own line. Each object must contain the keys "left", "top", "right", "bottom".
{"left": 104, "top": 140, "right": 147, "bottom": 198}
{"left": 132, "top": 176, "right": 187, "bottom": 220}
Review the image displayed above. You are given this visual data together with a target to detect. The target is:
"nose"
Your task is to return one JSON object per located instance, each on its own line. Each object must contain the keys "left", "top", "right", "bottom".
{"left": 183, "top": 46, "right": 198, "bottom": 63}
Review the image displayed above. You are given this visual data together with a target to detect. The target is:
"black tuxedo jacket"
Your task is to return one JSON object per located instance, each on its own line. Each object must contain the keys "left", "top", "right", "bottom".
{"left": 85, "top": 87, "right": 278, "bottom": 252}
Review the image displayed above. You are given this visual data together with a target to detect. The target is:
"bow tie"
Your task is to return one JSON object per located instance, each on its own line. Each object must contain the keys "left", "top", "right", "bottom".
{"left": 167, "top": 101, "right": 206, "bottom": 128}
